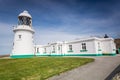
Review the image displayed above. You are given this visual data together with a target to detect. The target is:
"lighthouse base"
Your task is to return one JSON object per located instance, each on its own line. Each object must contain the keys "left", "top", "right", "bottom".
{"left": 10, "top": 54, "right": 34, "bottom": 58}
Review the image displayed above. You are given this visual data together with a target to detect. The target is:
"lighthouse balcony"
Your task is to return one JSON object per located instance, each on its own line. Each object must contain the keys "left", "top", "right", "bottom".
{"left": 13, "top": 25, "right": 34, "bottom": 33}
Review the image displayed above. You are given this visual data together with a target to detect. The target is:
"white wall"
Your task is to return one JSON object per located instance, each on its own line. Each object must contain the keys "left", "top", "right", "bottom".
{"left": 65, "top": 40, "right": 97, "bottom": 54}
{"left": 34, "top": 37, "right": 116, "bottom": 55}
{"left": 94, "top": 40, "right": 102, "bottom": 54}
{"left": 101, "top": 39, "right": 116, "bottom": 54}
{"left": 12, "top": 30, "right": 34, "bottom": 55}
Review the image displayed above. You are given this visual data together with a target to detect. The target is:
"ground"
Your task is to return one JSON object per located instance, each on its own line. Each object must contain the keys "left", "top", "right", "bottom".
{"left": 0, "top": 57, "right": 93, "bottom": 80}
{"left": 48, "top": 55, "right": 120, "bottom": 80}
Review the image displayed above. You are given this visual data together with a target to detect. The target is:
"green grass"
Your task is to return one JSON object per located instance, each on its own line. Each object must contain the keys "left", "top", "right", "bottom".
{"left": 0, "top": 57, "right": 94, "bottom": 80}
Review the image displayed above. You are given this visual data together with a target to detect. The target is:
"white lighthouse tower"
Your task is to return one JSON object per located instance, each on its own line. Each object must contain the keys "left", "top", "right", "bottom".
{"left": 11, "top": 10, "right": 35, "bottom": 58}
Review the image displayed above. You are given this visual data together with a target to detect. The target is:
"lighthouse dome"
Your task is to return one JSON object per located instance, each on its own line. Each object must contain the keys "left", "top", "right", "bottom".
{"left": 18, "top": 10, "right": 32, "bottom": 18}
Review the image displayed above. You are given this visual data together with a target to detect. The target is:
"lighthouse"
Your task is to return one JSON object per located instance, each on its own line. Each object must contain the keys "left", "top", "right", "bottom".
{"left": 11, "top": 10, "right": 35, "bottom": 58}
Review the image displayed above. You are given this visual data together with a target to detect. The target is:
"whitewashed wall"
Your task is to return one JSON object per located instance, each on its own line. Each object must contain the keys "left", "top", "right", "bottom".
{"left": 34, "top": 37, "right": 116, "bottom": 56}
{"left": 94, "top": 40, "right": 102, "bottom": 54}
{"left": 65, "top": 40, "right": 97, "bottom": 54}
{"left": 12, "top": 27, "right": 34, "bottom": 55}
{"left": 101, "top": 39, "right": 116, "bottom": 54}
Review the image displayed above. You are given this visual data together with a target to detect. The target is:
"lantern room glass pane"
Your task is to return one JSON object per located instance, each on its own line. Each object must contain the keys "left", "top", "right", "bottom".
{"left": 18, "top": 16, "right": 31, "bottom": 26}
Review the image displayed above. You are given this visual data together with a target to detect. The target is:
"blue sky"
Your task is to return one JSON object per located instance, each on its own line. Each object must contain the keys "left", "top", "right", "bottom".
{"left": 0, "top": 0, "right": 120, "bottom": 54}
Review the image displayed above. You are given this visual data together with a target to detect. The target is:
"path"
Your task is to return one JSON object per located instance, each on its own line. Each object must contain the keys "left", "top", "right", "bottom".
{"left": 48, "top": 55, "right": 120, "bottom": 80}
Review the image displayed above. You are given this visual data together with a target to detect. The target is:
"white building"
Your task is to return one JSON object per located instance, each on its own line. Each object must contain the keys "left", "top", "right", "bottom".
{"left": 10, "top": 11, "right": 116, "bottom": 58}
{"left": 11, "top": 10, "right": 35, "bottom": 58}
{"left": 35, "top": 37, "right": 116, "bottom": 56}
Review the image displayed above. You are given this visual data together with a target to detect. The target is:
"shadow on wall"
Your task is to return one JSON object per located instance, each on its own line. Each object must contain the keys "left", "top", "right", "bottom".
{"left": 115, "top": 39, "right": 120, "bottom": 54}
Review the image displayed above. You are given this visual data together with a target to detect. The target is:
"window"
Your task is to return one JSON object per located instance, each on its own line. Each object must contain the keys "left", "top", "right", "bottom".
{"left": 18, "top": 35, "right": 21, "bottom": 39}
{"left": 52, "top": 46, "right": 55, "bottom": 53}
{"left": 68, "top": 45, "right": 73, "bottom": 52}
{"left": 44, "top": 48, "right": 46, "bottom": 53}
{"left": 98, "top": 42, "right": 100, "bottom": 49}
{"left": 37, "top": 48, "right": 39, "bottom": 53}
{"left": 98, "top": 42, "right": 101, "bottom": 51}
{"left": 13, "top": 42, "right": 14, "bottom": 46}
{"left": 82, "top": 43, "right": 86, "bottom": 50}
{"left": 53, "top": 46, "right": 55, "bottom": 51}
{"left": 58, "top": 46, "right": 60, "bottom": 50}
{"left": 69, "top": 45, "right": 72, "bottom": 51}
{"left": 18, "top": 16, "right": 31, "bottom": 26}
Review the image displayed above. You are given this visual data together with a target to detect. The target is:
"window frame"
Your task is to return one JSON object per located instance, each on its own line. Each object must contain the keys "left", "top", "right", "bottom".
{"left": 81, "top": 43, "right": 86, "bottom": 50}
{"left": 69, "top": 45, "right": 73, "bottom": 51}
{"left": 18, "top": 35, "right": 22, "bottom": 39}
{"left": 37, "top": 48, "right": 39, "bottom": 53}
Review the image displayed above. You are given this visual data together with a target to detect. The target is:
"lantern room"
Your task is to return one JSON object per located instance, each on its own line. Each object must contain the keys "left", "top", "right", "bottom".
{"left": 18, "top": 10, "right": 32, "bottom": 26}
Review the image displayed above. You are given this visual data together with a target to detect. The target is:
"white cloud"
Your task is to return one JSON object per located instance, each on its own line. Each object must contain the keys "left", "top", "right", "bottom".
{"left": 0, "top": 22, "right": 13, "bottom": 54}
{"left": 34, "top": 27, "right": 91, "bottom": 45}
{"left": 33, "top": 12, "right": 119, "bottom": 46}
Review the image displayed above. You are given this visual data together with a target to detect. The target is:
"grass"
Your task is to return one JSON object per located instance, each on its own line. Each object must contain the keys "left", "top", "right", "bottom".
{"left": 0, "top": 57, "right": 94, "bottom": 80}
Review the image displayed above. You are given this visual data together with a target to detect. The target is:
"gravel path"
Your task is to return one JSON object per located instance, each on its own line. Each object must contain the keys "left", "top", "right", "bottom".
{"left": 48, "top": 55, "right": 120, "bottom": 80}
